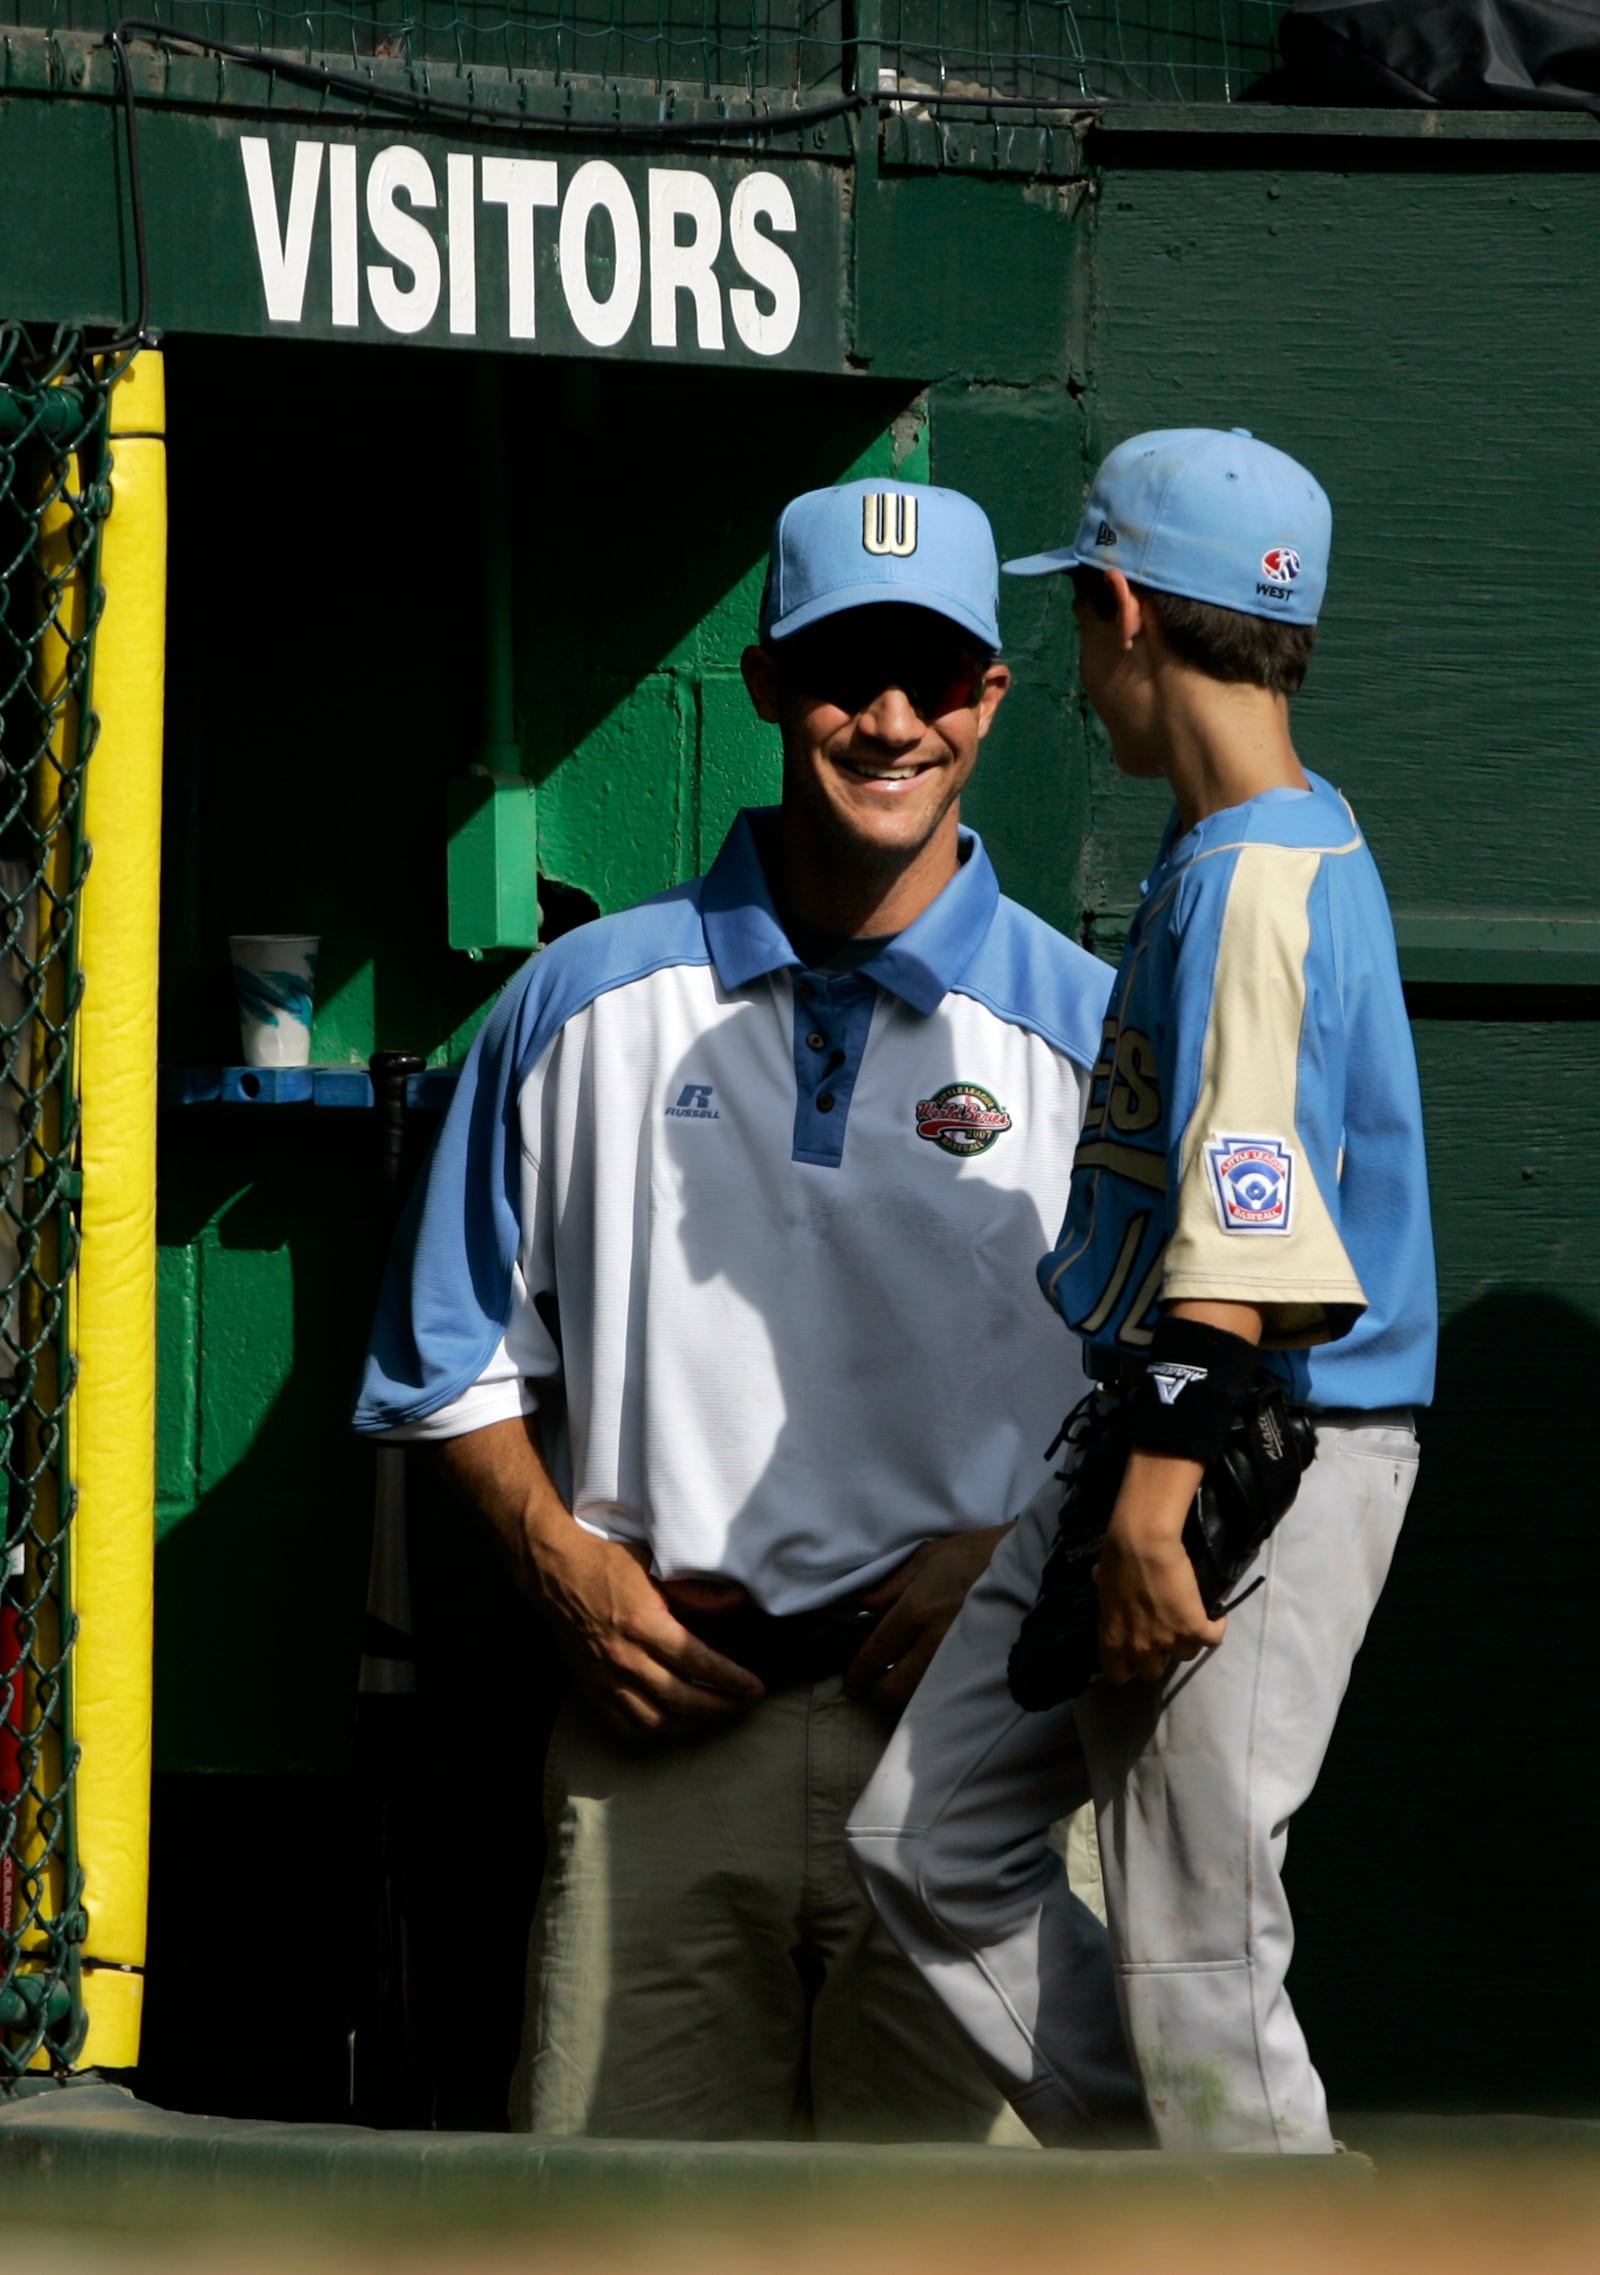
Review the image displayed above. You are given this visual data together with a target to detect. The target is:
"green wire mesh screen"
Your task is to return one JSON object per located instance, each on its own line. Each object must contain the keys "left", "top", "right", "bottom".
{"left": 0, "top": 330, "right": 113, "bottom": 2080}
{"left": 878, "top": 0, "right": 1288, "bottom": 105}
{"left": 6, "top": 0, "right": 1290, "bottom": 105}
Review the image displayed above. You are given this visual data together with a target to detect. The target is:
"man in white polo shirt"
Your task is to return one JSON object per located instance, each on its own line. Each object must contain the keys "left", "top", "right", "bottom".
{"left": 355, "top": 479, "right": 1140, "bottom": 2143}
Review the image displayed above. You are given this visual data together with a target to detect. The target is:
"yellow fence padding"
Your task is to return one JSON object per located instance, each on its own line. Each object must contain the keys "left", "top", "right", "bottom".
{"left": 72, "top": 350, "right": 166, "bottom": 2068}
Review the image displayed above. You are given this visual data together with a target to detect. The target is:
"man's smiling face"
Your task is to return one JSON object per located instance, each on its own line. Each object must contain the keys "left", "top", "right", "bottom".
{"left": 745, "top": 603, "right": 1010, "bottom": 872}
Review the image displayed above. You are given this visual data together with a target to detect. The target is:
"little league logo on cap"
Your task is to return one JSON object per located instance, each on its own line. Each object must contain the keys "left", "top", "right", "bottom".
{"left": 760, "top": 479, "right": 1002, "bottom": 650}
{"left": 1003, "top": 429, "right": 1332, "bottom": 627}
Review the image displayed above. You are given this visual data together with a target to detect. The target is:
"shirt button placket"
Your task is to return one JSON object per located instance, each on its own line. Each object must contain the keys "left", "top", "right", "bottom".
{"left": 796, "top": 976, "right": 845, "bottom": 1138}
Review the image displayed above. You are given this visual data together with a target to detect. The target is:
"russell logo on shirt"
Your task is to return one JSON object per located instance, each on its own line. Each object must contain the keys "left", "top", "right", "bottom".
{"left": 665, "top": 1083, "right": 720, "bottom": 1120}
{"left": 915, "top": 1083, "right": 1012, "bottom": 1158}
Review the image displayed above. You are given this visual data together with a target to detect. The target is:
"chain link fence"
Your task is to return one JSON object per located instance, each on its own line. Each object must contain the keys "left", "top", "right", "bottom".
{"left": 8, "top": 0, "right": 1290, "bottom": 107}
{"left": 0, "top": 329, "right": 117, "bottom": 2081}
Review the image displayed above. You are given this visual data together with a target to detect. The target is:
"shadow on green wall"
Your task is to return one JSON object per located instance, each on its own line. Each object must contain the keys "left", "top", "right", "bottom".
{"left": 158, "top": 336, "right": 924, "bottom": 1076}
{"left": 149, "top": 1087, "right": 562, "bottom": 2122}
{"left": 154, "top": 1111, "right": 384, "bottom": 1774}
{"left": 517, "top": 360, "right": 923, "bottom": 774}
{"left": 1288, "top": 1285, "right": 1600, "bottom": 2115}
{"left": 141, "top": 1461, "right": 559, "bottom": 2130}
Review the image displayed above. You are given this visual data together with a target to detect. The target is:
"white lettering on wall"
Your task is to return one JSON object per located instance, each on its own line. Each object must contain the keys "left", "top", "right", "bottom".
{"left": 648, "top": 169, "right": 724, "bottom": 351}
{"left": 241, "top": 137, "right": 324, "bottom": 324}
{"left": 558, "top": 161, "right": 643, "bottom": 349}
{"left": 366, "top": 146, "right": 442, "bottom": 336}
{"left": 239, "top": 138, "right": 809, "bottom": 359}
{"left": 481, "top": 156, "right": 559, "bottom": 340}
{"left": 446, "top": 153, "right": 478, "bottom": 336}
{"left": 328, "top": 143, "right": 359, "bottom": 327}
{"left": 728, "top": 173, "right": 801, "bottom": 358}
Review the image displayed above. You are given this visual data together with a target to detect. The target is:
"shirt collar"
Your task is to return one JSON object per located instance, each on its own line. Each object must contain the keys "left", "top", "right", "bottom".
{"left": 701, "top": 808, "right": 1000, "bottom": 1016}
{"left": 1149, "top": 775, "right": 1329, "bottom": 883}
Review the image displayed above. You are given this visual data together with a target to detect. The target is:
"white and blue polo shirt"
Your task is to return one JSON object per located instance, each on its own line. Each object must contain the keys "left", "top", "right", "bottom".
{"left": 356, "top": 811, "right": 1112, "bottom": 1615}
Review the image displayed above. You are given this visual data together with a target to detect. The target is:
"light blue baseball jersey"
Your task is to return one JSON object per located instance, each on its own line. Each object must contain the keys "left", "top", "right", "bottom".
{"left": 1040, "top": 772, "right": 1436, "bottom": 1410}
{"left": 356, "top": 812, "right": 1114, "bottom": 1613}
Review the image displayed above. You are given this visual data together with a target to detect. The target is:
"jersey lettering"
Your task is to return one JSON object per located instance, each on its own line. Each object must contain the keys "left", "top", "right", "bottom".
{"left": 1073, "top": 1138, "right": 1166, "bottom": 1191}
{"left": 1107, "top": 1027, "right": 1161, "bottom": 1136}
{"left": 1083, "top": 1014, "right": 1117, "bottom": 1139}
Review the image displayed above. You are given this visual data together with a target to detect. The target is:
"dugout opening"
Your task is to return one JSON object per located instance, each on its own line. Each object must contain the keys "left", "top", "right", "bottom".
{"left": 142, "top": 335, "right": 926, "bottom": 2123}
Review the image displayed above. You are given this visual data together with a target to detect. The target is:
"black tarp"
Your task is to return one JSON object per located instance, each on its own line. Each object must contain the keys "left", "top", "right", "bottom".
{"left": 1277, "top": 0, "right": 1600, "bottom": 108}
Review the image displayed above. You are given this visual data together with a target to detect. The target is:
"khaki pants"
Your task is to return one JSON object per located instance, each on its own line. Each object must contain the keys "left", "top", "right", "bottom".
{"left": 511, "top": 1676, "right": 1059, "bottom": 2142}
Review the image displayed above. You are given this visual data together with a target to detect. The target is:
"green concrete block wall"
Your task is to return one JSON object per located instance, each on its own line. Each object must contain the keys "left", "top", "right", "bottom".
{"left": 926, "top": 378, "right": 1094, "bottom": 939}
{"left": 531, "top": 369, "right": 930, "bottom": 906}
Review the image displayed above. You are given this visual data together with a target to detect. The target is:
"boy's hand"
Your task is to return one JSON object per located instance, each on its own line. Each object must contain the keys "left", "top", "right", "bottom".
{"left": 1096, "top": 1449, "right": 1226, "bottom": 1685}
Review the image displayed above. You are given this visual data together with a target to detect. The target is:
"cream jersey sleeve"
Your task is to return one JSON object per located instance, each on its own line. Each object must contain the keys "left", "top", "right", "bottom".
{"left": 1160, "top": 839, "right": 1367, "bottom": 1347}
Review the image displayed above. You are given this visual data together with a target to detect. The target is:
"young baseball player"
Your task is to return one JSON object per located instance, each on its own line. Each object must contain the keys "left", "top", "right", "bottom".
{"left": 355, "top": 480, "right": 1143, "bottom": 2142}
{"left": 848, "top": 429, "right": 1437, "bottom": 2153}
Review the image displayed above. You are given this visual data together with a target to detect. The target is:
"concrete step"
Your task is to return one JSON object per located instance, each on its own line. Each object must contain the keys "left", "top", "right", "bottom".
{"left": 0, "top": 2076, "right": 1374, "bottom": 2232}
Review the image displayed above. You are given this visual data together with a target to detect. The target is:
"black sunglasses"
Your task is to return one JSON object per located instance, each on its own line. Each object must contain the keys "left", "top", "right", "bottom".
{"left": 780, "top": 626, "right": 989, "bottom": 722}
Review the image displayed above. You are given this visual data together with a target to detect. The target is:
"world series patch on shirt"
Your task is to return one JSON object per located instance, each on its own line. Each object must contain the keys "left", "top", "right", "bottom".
{"left": 914, "top": 1083, "right": 1012, "bottom": 1157}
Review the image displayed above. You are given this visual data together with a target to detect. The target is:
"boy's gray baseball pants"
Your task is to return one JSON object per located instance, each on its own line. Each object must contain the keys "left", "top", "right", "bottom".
{"left": 847, "top": 1417, "right": 1418, "bottom": 2153}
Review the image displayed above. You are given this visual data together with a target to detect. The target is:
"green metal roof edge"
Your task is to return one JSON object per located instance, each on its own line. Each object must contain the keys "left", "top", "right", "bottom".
{"left": 0, "top": 28, "right": 862, "bottom": 150}
{"left": 1090, "top": 102, "right": 1600, "bottom": 141}
{"left": 12, "top": 33, "right": 1600, "bottom": 148}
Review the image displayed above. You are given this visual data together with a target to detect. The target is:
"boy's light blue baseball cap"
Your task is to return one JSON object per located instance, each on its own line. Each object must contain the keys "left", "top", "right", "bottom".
{"left": 760, "top": 478, "right": 1002, "bottom": 650}
{"left": 1003, "top": 428, "right": 1332, "bottom": 626}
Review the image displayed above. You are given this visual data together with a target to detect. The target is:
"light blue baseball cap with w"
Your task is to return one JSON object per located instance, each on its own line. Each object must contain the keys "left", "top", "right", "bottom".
{"left": 1003, "top": 428, "right": 1332, "bottom": 626}
{"left": 760, "top": 477, "right": 1002, "bottom": 650}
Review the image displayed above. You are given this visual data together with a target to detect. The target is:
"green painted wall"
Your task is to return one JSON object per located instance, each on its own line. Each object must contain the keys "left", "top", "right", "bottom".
{"left": 1080, "top": 151, "right": 1600, "bottom": 914}
{"left": 148, "top": 123, "right": 1600, "bottom": 2113}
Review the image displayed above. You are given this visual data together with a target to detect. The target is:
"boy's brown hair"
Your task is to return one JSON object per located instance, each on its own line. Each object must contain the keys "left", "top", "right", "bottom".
{"left": 1070, "top": 565, "right": 1316, "bottom": 698}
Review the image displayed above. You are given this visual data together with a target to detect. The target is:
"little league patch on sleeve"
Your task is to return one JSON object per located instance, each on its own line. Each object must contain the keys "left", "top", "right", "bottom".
{"left": 1205, "top": 1134, "right": 1295, "bottom": 1234}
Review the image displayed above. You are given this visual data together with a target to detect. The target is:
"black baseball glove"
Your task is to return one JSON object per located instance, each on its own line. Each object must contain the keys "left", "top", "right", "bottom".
{"left": 1006, "top": 1381, "right": 1317, "bottom": 1712}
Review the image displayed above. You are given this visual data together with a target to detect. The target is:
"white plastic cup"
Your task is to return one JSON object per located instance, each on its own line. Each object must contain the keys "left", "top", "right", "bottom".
{"left": 229, "top": 934, "right": 319, "bottom": 1068}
